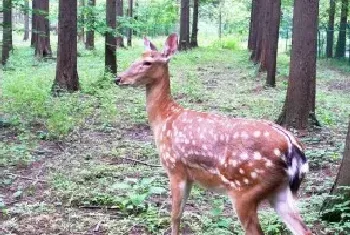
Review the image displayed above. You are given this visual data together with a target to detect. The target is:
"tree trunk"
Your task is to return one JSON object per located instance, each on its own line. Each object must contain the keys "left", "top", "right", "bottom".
{"left": 78, "top": 0, "right": 85, "bottom": 43}
{"left": 52, "top": 0, "right": 79, "bottom": 93}
{"left": 179, "top": 0, "right": 190, "bottom": 51}
{"left": 248, "top": 0, "right": 256, "bottom": 51}
{"left": 277, "top": 0, "right": 319, "bottom": 130}
{"left": 35, "top": 0, "right": 52, "bottom": 58}
{"left": 105, "top": 0, "right": 117, "bottom": 74}
{"left": 326, "top": 0, "right": 336, "bottom": 58}
{"left": 127, "top": 0, "right": 133, "bottom": 46}
{"left": 23, "top": 0, "right": 30, "bottom": 41}
{"left": 335, "top": 0, "right": 348, "bottom": 58}
{"left": 31, "top": 0, "right": 37, "bottom": 46}
{"left": 259, "top": 0, "right": 269, "bottom": 71}
{"left": 190, "top": 0, "right": 199, "bottom": 47}
{"left": 265, "top": 0, "right": 281, "bottom": 87}
{"left": 251, "top": 0, "right": 262, "bottom": 63}
{"left": 2, "top": 0, "right": 12, "bottom": 65}
{"left": 85, "top": 0, "right": 95, "bottom": 50}
{"left": 117, "top": 0, "right": 125, "bottom": 47}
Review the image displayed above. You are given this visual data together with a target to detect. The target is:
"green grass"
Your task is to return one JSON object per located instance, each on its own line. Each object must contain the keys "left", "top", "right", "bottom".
{"left": 1, "top": 34, "right": 350, "bottom": 234}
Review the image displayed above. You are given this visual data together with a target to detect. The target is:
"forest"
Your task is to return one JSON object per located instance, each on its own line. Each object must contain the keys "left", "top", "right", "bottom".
{"left": 1, "top": 0, "right": 350, "bottom": 234}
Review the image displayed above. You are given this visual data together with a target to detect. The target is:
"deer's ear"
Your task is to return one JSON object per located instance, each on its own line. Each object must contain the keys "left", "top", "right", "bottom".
{"left": 144, "top": 37, "right": 158, "bottom": 51}
{"left": 163, "top": 33, "right": 178, "bottom": 58}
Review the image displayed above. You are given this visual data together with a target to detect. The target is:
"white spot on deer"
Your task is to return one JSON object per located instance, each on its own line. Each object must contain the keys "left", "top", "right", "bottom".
{"left": 274, "top": 148, "right": 281, "bottom": 156}
{"left": 229, "top": 159, "right": 237, "bottom": 166}
{"left": 243, "top": 178, "right": 249, "bottom": 184}
{"left": 253, "top": 151, "right": 262, "bottom": 160}
{"left": 220, "top": 158, "right": 226, "bottom": 165}
{"left": 239, "top": 168, "right": 245, "bottom": 174}
{"left": 264, "top": 131, "right": 270, "bottom": 138}
{"left": 253, "top": 131, "right": 261, "bottom": 138}
{"left": 240, "top": 152, "right": 249, "bottom": 160}
{"left": 251, "top": 172, "right": 257, "bottom": 179}
{"left": 166, "top": 130, "right": 171, "bottom": 137}
{"left": 233, "top": 132, "right": 239, "bottom": 139}
{"left": 241, "top": 131, "right": 249, "bottom": 139}
{"left": 265, "top": 159, "right": 273, "bottom": 167}
{"left": 203, "top": 145, "right": 208, "bottom": 151}
{"left": 220, "top": 134, "right": 225, "bottom": 141}
{"left": 185, "top": 139, "right": 190, "bottom": 145}
{"left": 235, "top": 180, "right": 241, "bottom": 186}
{"left": 192, "top": 140, "right": 196, "bottom": 145}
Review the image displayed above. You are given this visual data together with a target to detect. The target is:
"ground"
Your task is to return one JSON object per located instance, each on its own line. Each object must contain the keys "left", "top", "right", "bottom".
{"left": 1, "top": 35, "right": 350, "bottom": 234}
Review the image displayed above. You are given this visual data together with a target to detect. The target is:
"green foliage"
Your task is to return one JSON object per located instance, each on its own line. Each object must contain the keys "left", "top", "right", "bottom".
{"left": 211, "top": 36, "right": 241, "bottom": 51}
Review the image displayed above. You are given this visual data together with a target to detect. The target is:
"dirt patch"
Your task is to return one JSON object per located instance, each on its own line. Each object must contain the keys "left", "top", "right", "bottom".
{"left": 327, "top": 79, "right": 350, "bottom": 92}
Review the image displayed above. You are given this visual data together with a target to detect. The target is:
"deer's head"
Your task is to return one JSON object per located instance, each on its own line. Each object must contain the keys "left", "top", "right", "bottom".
{"left": 115, "top": 33, "right": 178, "bottom": 86}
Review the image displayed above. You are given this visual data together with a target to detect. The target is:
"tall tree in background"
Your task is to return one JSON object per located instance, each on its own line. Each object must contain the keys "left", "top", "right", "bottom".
{"left": 248, "top": 0, "right": 257, "bottom": 50}
{"left": 259, "top": 1, "right": 269, "bottom": 71}
{"left": 85, "top": 0, "right": 95, "bottom": 50}
{"left": 35, "top": 0, "right": 52, "bottom": 58}
{"left": 335, "top": 0, "right": 349, "bottom": 58}
{"left": 117, "top": 0, "right": 125, "bottom": 47}
{"left": 2, "top": 0, "right": 12, "bottom": 65}
{"left": 78, "top": 0, "right": 85, "bottom": 43}
{"left": 53, "top": 0, "right": 79, "bottom": 93}
{"left": 31, "top": 0, "right": 37, "bottom": 46}
{"left": 277, "top": 0, "right": 319, "bottom": 129}
{"left": 251, "top": 0, "right": 262, "bottom": 63}
{"left": 179, "top": 0, "right": 190, "bottom": 51}
{"left": 105, "top": 0, "right": 117, "bottom": 74}
{"left": 264, "top": 0, "right": 281, "bottom": 86}
{"left": 326, "top": 0, "right": 336, "bottom": 58}
{"left": 190, "top": 0, "right": 199, "bottom": 47}
{"left": 127, "top": 0, "right": 133, "bottom": 46}
{"left": 23, "top": 0, "right": 30, "bottom": 41}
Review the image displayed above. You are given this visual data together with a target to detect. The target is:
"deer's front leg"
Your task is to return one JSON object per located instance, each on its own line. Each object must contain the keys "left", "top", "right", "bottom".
{"left": 169, "top": 175, "right": 193, "bottom": 235}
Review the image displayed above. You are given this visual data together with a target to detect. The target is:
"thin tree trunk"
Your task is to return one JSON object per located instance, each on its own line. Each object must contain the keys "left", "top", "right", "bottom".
{"left": 248, "top": 0, "right": 256, "bottom": 50}
{"left": 78, "top": 0, "right": 85, "bottom": 43}
{"left": 259, "top": 0, "right": 269, "bottom": 71}
{"left": 2, "top": 0, "right": 12, "bottom": 65}
{"left": 326, "top": 0, "right": 336, "bottom": 58}
{"left": 23, "top": 0, "right": 30, "bottom": 40}
{"left": 335, "top": 0, "right": 348, "bottom": 58}
{"left": 265, "top": 0, "right": 281, "bottom": 87}
{"left": 252, "top": 0, "right": 262, "bottom": 63}
{"left": 31, "top": 0, "right": 37, "bottom": 46}
{"left": 52, "top": 0, "right": 79, "bottom": 93}
{"left": 35, "top": 0, "right": 52, "bottom": 58}
{"left": 85, "top": 0, "right": 95, "bottom": 50}
{"left": 179, "top": 0, "right": 190, "bottom": 51}
{"left": 127, "top": 0, "right": 133, "bottom": 46}
{"left": 190, "top": 0, "right": 199, "bottom": 47}
{"left": 117, "top": 0, "right": 125, "bottom": 47}
{"left": 105, "top": 0, "right": 117, "bottom": 74}
{"left": 277, "top": 0, "right": 319, "bottom": 130}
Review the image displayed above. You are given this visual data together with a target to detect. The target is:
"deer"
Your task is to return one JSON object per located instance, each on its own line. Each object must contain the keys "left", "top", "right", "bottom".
{"left": 115, "top": 33, "right": 312, "bottom": 235}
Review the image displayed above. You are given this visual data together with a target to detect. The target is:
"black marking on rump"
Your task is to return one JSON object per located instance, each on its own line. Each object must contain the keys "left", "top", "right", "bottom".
{"left": 287, "top": 144, "right": 307, "bottom": 193}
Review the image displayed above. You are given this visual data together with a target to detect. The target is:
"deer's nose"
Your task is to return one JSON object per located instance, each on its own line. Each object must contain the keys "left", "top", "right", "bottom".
{"left": 115, "top": 77, "right": 121, "bottom": 85}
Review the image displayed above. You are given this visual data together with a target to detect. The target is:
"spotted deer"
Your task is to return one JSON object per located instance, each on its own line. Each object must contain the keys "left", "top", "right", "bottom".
{"left": 115, "top": 34, "right": 312, "bottom": 235}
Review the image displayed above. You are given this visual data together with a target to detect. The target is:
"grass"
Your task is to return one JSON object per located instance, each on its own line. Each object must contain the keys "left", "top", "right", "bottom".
{"left": 1, "top": 34, "right": 350, "bottom": 234}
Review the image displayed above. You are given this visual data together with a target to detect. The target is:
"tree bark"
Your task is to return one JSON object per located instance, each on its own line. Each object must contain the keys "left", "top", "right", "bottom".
{"left": 251, "top": 0, "right": 262, "bottom": 63}
{"left": 248, "top": 0, "right": 256, "bottom": 51}
{"left": 52, "top": 0, "right": 79, "bottom": 93}
{"left": 78, "top": 0, "right": 85, "bottom": 43}
{"left": 277, "top": 0, "right": 319, "bottom": 130}
{"left": 190, "top": 0, "right": 199, "bottom": 47}
{"left": 127, "top": 0, "right": 133, "bottom": 46}
{"left": 85, "top": 0, "right": 95, "bottom": 50}
{"left": 35, "top": 0, "right": 52, "bottom": 58}
{"left": 179, "top": 0, "right": 190, "bottom": 51}
{"left": 259, "top": 0, "right": 269, "bottom": 71}
{"left": 105, "top": 0, "right": 117, "bottom": 74}
{"left": 326, "top": 0, "right": 336, "bottom": 58}
{"left": 335, "top": 0, "right": 348, "bottom": 58}
{"left": 265, "top": 0, "right": 281, "bottom": 87}
{"left": 23, "top": 0, "right": 30, "bottom": 41}
{"left": 117, "top": 0, "right": 125, "bottom": 47}
{"left": 2, "top": 0, "right": 12, "bottom": 65}
{"left": 31, "top": 0, "right": 37, "bottom": 46}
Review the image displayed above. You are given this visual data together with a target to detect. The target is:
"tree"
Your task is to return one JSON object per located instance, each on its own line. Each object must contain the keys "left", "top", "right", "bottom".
{"left": 23, "top": 0, "right": 30, "bottom": 41}
{"left": 277, "top": 0, "right": 319, "bottom": 129}
{"left": 127, "top": 0, "right": 133, "bottom": 46}
{"left": 78, "top": 0, "right": 85, "bottom": 43}
{"left": 85, "top": 0, "right": 95, "bottom": 50}
{"left": 326, "top": 0, "right": 336, "bottom": 58}
{"left": 248, "top": 0, "right": 257, "bottom": 51}
{"left": 35, "top": 0, "right": 52, "bottom": 58}
{"left": 265, "top": 0, "right": 281, "bottom": 86}
{"left": 2, "top": 0, "right": 12, "bottom": 65}
{"left": 52, "top": 0, "right": 79, "bottom": 93}
{"left": 117, "top": 0, "right": 125, "bottom": 47}
{"left": 105, "top": 0, "right": 117, "bottom": 74}
{"left": 179, "top": 0, "right": 190, "bottom": 51}
{"left": 31, "top": 0, "right": 37, "bottom": 46}
{"left": 251, "top": 0, "right": 262, "bottom": 63}
{"left": 335, "top": 0, "right": 348, "bottom": 58}
{"left": 191, "top": 0, "right": 199, "bottom": 47}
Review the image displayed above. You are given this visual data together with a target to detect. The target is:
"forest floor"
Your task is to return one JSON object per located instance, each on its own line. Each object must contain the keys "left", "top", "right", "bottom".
{"left": 1, "top": 36, "right": 350, "bottom": 235}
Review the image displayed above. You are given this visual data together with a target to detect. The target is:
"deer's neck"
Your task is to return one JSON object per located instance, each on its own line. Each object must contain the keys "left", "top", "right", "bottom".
{"left": 146, "top": 70, "right": 179, "bottom": 129}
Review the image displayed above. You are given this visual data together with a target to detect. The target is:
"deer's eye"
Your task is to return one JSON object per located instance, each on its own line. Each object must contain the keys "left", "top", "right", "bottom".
{"left": 143, "top": 62, "right": 152, "bottom": 66}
